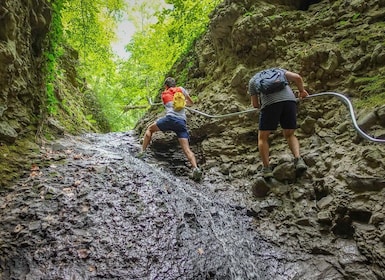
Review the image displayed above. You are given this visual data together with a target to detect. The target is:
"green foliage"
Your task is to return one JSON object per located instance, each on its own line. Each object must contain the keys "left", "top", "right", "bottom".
{"left": 62, "top": 0, "right": 125, "bottom": 80}
{"left": 244, "top": 12, "right": 254, "bottom": 17}
{"left": 351, "top": 71, "right": 385, "bottom": 109}
{"left": 117, "top": 0, "right": 220, "bottom": 130}
{"left": 352, "top": 13, "right": 360, "bottom": 21}
{"left": 45, "top": 0, "right": 65, "bottom": 114}
{"left": 354, "top": 92, "right": 385, "bottom": 110}
{"left": 338, "top": 20, "right": 348, "bottom": 26}
{"left": 59, "top": 0, "right": 126, "bottom": 130}
{"left": 356, "top": 74, "right": 385, "bottom": 96}
{"left": 57, "top": 0, "right": 219, "bottom": 131}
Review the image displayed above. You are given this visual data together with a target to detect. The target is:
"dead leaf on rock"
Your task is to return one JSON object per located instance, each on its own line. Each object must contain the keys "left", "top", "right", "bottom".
{"left": 81, "top": 204, "right": 90, "bottom": 213}
{"left": 42, "top": 214, "right": 55, "bottom": 223}
{"left": 77, "top": 248, "right": 90, "bottom": 259}
{"left": 31, "top": 164, "right": 39, "bottom": 171}
{"left": 73, "top": 154, "right": 83, "bottom": 160}
{"left": 73, "top": 180, "right": 81, "bottom": 187}
{"left": 30, "top": 171, "right": 41, "bottom": 177}
{"left": 30, "top": 164, "right": 41, "bottom": 177}
{"left": 63, "top": 187, "right": 75, "bottom": 198}
{"left": 13, "top": 224, "right": 24, "bottom": 233}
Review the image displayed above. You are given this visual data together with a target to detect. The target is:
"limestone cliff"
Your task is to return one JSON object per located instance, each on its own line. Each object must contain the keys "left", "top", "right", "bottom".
{"left": 0, "top": 0, "right": 50, "bottom": 143}
{"left": 135, "top": 0, "right": 385, "bottom": 277}
{"left": 0, "top": 0, "right": 106, "bottom": 187}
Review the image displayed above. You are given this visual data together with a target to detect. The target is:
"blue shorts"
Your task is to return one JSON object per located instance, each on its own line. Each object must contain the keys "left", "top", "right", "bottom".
{"left": 259, "top": 101, "right": 297, "bottom": 130}
{"left": 156, "top": 115, "right": 189, "bottom": 139}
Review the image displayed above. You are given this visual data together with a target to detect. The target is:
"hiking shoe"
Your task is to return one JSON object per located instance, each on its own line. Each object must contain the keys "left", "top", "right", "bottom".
{"left": 262, "top": 166, "right": 273, "bottom": 180}
{"left": 192, "top": 167, "right": 202, "bottom": 181}
{"left": 135, "top": 151, "right": 146, "bottom": 159}
{"left": 294, "top": 157, "right": 307, "bottom": 172}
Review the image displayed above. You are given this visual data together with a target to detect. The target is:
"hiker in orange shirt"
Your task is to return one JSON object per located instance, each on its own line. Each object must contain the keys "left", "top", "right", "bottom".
{"left": 137, "top": 77, "right": 202, "bottom": 181}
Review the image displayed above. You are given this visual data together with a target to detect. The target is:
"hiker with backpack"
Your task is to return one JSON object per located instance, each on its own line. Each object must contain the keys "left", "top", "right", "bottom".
{"left": 248, "top": 68, "right": 309, "bottom": 179}
{"left": 137, "top": 77, "right": 202, "bottom": 181}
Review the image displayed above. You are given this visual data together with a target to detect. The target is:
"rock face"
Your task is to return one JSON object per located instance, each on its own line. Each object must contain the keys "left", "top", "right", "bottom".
{"left": 136, "top": 0, "right": 385, "bottom": 277}
{"left": 0, "top": 0, "right": 107, "bottom": 187}
{"left": 0, "top": 0, "right": 51, "bottom": 143}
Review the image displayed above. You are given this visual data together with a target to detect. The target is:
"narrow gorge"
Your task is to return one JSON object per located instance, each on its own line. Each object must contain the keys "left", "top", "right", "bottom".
{"left": 1, "top": 0, "right": 385, "bottom": 279}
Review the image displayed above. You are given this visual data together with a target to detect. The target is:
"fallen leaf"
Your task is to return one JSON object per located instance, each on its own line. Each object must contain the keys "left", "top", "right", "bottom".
{"left": 73, "top": 180, "right": 81, "bottom": 187}
{"left": 31, "top": 164, "right": 40, "bottom": 171}
{"left": 88, "top": 265, "right": 96, "bottom": 272}
{"left": 30, "top": 171, "right": 41, "bottom": 178}
{"left": 77, "top": 248, "right": 90, "bottom": 259}
{"left": 73, "top": 154, "right": 82, "bottom": 160}
{"left": 13, "top": 224, "right": 24, "bottom": 233}
{"left": 81, "top": 204, "right": 90, "bottom": 213}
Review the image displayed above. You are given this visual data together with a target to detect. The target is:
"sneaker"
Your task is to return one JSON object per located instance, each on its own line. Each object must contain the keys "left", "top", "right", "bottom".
{"left": 192, "top": 167, "right": 202, "bottom": 181}
{"left": 135, "top": 151, "right": 146, "bottom": 159}
{"left": 262, "top": 166, "right": 273, "bottom": 180}
{"left": 294, "top": 157, "right": 307, "bottom": 172}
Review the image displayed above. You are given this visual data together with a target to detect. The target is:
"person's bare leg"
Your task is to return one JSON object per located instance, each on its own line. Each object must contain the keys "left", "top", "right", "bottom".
{"left": 283, "top": 128, "right": 307, "bottom": 172}
{"left": 283, "top": 129, "right": 300, "bottom": 158}
{"left": 258, "top": 130, "right": 271, "bottom": 167}
{"left": 141, "top": 123, "right": 160, "bottom": 151}
{"left": 178, "top": 138, "right": 197, "bottom": 168}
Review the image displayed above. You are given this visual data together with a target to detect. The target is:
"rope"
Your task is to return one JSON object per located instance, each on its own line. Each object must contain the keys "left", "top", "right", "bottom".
{"left": 146, "top": 92, "right": 385, "bottom": 143}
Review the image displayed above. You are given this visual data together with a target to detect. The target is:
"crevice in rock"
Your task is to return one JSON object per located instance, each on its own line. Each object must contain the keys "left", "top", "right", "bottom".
{"left": 332, "top": 216, "right": 355, "bottom": 238}
{"left": 298, "top": 0, "right": 322, "bottom": 11}
{"left": 349, "top": 210, "right": 372, "bottom": 224}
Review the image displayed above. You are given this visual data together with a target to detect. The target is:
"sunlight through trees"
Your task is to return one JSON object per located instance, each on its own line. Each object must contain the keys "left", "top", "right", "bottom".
{"left": 58, "top": 0, "right": 220, "bottom": 131}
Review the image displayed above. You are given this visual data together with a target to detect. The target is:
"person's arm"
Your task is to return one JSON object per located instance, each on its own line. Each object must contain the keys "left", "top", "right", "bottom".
{"left": 185, "top": 94, "right": 194, "bottom": 106}
{"left": 251, "top": 95, "right": 259, "bottom": 108}
{"left": 181, "top": 87, "right": 194, "bottom": 106}
{"left": 285, "top": 71, "right": 309, "bottom": 99}
{"left": 248, "top": 83, "right": 260, "bottom": 108}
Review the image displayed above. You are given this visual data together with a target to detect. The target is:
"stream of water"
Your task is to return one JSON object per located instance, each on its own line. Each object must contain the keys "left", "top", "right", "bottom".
{"left": 0, "top": 132, "right": 345, "bottom": 279}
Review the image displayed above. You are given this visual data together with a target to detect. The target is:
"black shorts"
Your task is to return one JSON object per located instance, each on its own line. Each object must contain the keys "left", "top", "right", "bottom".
{"left": 259, "top": 101, "right": 297, "bottom": 130}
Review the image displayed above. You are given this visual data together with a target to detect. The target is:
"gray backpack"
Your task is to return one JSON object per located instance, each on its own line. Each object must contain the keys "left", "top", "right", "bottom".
{"left": 255, "top": 68, "right": 288, "bottom": 94}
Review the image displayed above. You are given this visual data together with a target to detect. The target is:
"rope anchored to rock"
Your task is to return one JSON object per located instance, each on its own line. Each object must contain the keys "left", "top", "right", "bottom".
{"left": 143, "top": 92, "right": 385, "bottom": 143}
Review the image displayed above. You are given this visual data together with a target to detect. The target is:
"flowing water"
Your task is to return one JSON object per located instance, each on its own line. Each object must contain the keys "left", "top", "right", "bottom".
{"left": 0, "top": 132, "right": 345, "bottom": 279}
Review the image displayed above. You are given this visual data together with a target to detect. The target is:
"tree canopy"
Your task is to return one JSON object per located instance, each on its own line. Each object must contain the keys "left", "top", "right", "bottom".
{"left": 55, "top": 0, "right": 220, "bottom": 131}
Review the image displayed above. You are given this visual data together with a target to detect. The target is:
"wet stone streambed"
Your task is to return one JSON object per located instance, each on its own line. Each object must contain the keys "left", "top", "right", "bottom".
{"left": 0, "top": 132, "right": 362, "bottom": 279}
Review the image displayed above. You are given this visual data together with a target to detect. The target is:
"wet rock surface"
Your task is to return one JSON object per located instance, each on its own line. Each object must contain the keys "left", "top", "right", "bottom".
{"left": 1, "top": 132, "right": 384, "bottom": 279}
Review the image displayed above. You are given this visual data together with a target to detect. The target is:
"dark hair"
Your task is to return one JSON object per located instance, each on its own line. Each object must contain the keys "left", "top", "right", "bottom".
{"left": 164, "top": 77, "right": 176, "bottom": 87}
